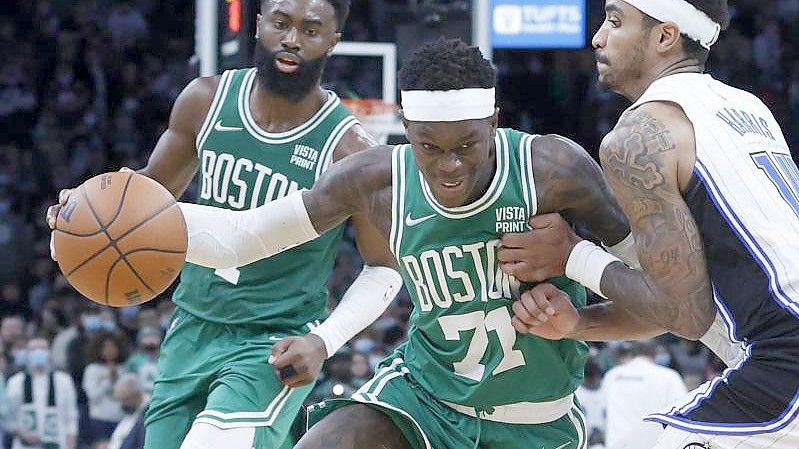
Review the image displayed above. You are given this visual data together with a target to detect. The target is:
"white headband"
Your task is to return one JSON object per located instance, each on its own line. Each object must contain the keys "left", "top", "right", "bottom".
{"left": 625, "top": 0, "right": 721, "bottom": 49}
{"left": 401, "top": 88, "right": 496, "bottom": 122}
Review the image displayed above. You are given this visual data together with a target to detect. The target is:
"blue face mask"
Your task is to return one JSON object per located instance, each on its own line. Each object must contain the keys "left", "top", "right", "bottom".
{"left": 14, "top": 350, "right": 27, "bottom": 367}
{"left": 84, "top": 315, "right": 103, "bottom": 332}
{"left": 120, "top": 306, "right": 140, "bottom": 322}
{"left": 102, "top": 319, "right": 117, "bottom": 332}
{"left": 28, "top": 349, "right": 50, "bottom": 370}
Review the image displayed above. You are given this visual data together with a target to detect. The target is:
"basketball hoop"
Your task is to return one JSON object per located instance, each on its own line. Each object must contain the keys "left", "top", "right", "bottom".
{"left": 342, "top": 99, "right": 403, "bottom": 144}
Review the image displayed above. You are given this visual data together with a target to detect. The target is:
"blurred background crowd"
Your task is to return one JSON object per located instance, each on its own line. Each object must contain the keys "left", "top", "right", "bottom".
{"left": 0, "top": 0, "right": 797, "bottom": 448}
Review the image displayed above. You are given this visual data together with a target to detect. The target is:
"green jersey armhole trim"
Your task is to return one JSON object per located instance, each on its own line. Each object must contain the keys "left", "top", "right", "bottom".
{"left": 196, "top": 70, "right": 236, "bottom": 156}
{"left": 315, "top": 116, "right": 359, "bottom": 180}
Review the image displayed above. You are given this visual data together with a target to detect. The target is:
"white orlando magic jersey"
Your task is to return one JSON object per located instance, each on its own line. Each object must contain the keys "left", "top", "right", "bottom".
{"left": 629, "top": 73, "right": 799, "bottom": 434}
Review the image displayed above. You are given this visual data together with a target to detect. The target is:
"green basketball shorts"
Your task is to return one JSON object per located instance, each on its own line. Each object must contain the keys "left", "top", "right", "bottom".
{"left": 307, "top": 356, "right": 587, "bottom": 449}
{"left": 144, "top": 308, "right": 314, "bottom": 449}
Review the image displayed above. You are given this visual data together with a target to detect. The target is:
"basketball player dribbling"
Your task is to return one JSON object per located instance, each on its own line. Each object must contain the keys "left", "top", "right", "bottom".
{"left": 501, "top": 1, "right": 799, "bottom": 448}
{"left": 174, "top": 38, "right": 646, "bottom": 449}
{"left": 46, "top": 1, "right": 404, "bottom": 449}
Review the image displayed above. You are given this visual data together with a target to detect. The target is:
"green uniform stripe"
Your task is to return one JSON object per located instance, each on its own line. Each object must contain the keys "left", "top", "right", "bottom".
{"left": 390, "top": 145, "right": 409, "bottom": 257}
{"left": 518, "top": 134, "right": 538, "bottom": 216}
{"left": 522, "top": 134, "right": 538, "bottom": 216}
{"left": 195, "top": 385, "right": 293, "bottom": 425}
{"left": 314, "top": 116, "right": 358, "bottom": 179}
{"left": 357, "top": 359, "right": 403, "bottom": 396}
{"left": 566, "top": 405, "right": 587, "bottom": 449}
{"left": 238, "top": 69, "right": 341, "bottom": 143}
{"left": 196, "top": 70, "right": 235, "bottom": 155}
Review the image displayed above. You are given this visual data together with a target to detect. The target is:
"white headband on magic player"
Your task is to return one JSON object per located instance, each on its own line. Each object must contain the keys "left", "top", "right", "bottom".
{"left": 625, "top": 0, "right": 721, "bottom": 49}
{"left": 401, "top": 88, "right": 496, "bottom": 122}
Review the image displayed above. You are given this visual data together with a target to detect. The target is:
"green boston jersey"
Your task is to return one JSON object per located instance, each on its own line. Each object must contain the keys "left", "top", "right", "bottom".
{"left": 173, "top": 68, "right": 355, "bottom": 327}
{"left": 390, "top": 128, "right": 588, "bottom": 408}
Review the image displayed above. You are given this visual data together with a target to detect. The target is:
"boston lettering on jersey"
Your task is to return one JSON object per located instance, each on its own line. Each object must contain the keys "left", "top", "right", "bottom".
{"left": 173, "top": 68, "right": 357, "bottom": 327}
{"left": 401, "top": 238, "right": 518, "bottom": 312}
{"left": 199, "top": 150, "right": 301, "bottom": 210}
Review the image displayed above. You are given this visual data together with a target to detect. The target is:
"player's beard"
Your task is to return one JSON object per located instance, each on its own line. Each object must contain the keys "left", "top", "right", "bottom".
{"left": 597, "top": 33, "right": 649, "bottom": 94}
{"left": 254, "top": 45, "right": 327, "bottom": 103}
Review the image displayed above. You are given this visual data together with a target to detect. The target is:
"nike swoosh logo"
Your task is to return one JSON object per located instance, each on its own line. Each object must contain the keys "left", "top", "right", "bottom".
{"left": 405, "top": 213, "right": 436, "bottom": 227}
{"left": 214, "top": 120, "right": 243, "bottom": 132}
{"left": 553, "top": 442, "right": 571, "bottom": 449}
{"left": 269, "top": 336, "right": 283, "bottom": 341}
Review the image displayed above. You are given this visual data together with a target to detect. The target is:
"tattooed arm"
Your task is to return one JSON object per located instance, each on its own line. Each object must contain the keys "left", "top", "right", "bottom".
{"left": 505, "top": 103, "right": 713, "bottom": 341}
{"left": 498, "top": 134, "right": 666, "bottom": 340}
{"left": 498, "top": 134, "right": 631, "bottom": 278}
{"left": 597, "top": 102, "right": 714, "bottom": 339}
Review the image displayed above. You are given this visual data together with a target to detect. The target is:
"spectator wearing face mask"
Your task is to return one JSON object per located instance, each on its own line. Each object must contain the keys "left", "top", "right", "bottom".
{"left": 9, "top": 338, "right": 29, "bottom": 376}
{"left": 82, "top": 333, "right": 129, "bottom": 446}
{"left": 6, "top": 336, "right": 79, "bottom": 449}
{"left": 122, "top": 328, "right": 160, "bottom": 395}
{"left": 64, "top": 310, "right": 117, "bottom": 390}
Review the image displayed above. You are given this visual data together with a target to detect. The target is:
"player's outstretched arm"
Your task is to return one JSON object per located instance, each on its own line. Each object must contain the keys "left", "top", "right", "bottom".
{"left": 180, "top": 146, "right": 393, "bottom": 269}
{"left": 502, "top": 104, "right": 714, "bottom": 340}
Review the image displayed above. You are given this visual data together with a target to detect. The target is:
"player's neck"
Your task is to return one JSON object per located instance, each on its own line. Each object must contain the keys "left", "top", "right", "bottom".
{"left": 625, "top": 58, "right": 704, "bottom": 102}
{"left": 465, "top": 142, "right": 498, "bottom": 205}
{"left": 249, "top": 82, "right": 328, "bottom": 133}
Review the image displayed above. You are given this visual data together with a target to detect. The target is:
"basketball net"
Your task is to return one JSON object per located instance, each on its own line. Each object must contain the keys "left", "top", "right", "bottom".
{"left": 342, "top": 99, "right": 401, "bottom": 145}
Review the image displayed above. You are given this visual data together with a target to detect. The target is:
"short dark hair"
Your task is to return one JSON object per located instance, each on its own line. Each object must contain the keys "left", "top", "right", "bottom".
{"left": 682, "top": 0, "right": 730, "bottom": 65}
{"left": 326, "top": 0, "right": 350, "bottom": 31}
{"left": 642, "top": 0, "right": 730, "bottom": 66}
{"left": 260, "top": 0, "right": 350, "bottom": 31}
{"left": 398, "top": 38, "right": 496, "bottom": 91}
{"left": 87, "top": 332, "right": 130, "bottom": 364}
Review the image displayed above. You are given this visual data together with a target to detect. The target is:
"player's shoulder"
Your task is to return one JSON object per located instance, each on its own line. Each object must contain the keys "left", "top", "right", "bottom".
{"left": 332, "top": 122, "right": 380, "bottom": 162}
{"left": 615, "top": 102, "right": 691, "bottom": 134}
{"left": 170, "top": 75, "right": 224, "bottom": 134}
{"left": 529, "top": 132, "right": 595, "bottom": 177}
{"left": 333, "top": 145, "right": 394, "bottom": 190}
{"left": 180, "top": 75, "right": 223, "bottom": 103}
{"left": 531, "top": 133, "right": 586, "bottom": 158}
{"left": 601, "top": 102, "right": 693, "bottom": 156}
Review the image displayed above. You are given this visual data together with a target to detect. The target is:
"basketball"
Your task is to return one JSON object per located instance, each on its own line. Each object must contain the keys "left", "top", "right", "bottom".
{"left": 52, "top": 172, "right": 187, "bottom": 307}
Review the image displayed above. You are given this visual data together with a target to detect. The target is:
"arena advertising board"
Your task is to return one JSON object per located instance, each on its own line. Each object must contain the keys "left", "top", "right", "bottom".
{"left": 491, "top": 0, "right": 587, "bottom": 49}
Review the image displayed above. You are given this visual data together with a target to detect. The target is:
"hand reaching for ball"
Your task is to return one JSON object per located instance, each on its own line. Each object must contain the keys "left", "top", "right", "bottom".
{"left": 47, "top": 170, "right": 187, "bottom": 307}
{"left": 47, "top": 168, "right": 134, "bottom": 261}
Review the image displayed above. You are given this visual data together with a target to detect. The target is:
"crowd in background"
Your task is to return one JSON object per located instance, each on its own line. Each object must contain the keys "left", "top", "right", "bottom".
{"left": 0, "top": 0, "right": 797, "bottom": 448}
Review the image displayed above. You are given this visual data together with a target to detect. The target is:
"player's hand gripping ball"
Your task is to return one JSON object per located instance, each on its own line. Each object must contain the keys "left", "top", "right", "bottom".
{"left": 51, "top": 172, "right": 187, "bottom": 307}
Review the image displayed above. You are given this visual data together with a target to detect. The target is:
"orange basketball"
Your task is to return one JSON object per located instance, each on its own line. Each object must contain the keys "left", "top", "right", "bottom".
{"left": 53, "top": 172, "right": 187, "bottom": 307}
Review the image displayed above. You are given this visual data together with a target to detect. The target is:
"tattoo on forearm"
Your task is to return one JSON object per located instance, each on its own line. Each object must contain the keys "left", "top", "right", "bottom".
{"left": 599, "top": 109, "right": 713, "bottom": 338}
